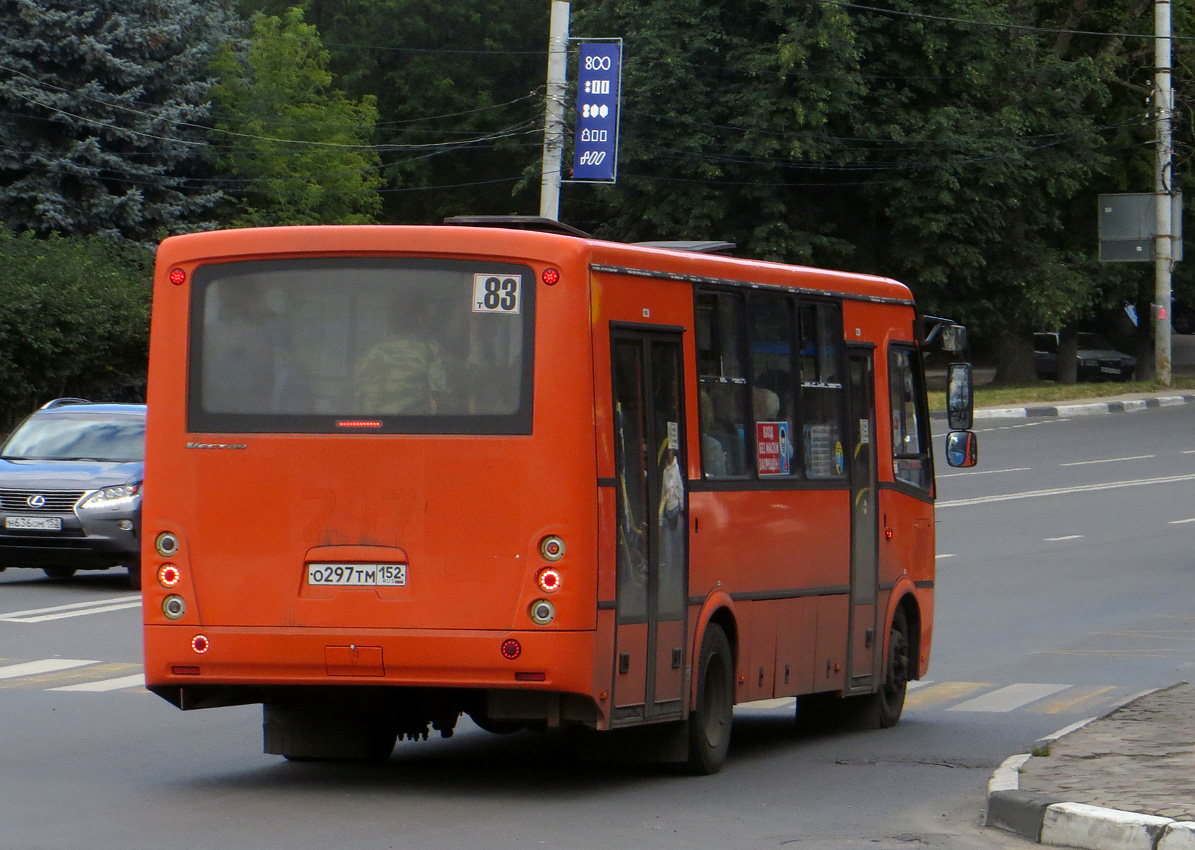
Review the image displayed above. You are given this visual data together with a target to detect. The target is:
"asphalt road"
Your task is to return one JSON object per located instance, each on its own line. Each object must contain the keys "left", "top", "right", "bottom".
{"left": 1, "top": 403, "right": 1192, "bottom": 850}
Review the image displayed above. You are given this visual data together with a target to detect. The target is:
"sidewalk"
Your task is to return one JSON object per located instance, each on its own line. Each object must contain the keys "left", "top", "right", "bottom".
{"left": 985, "top": 683, "right": 1195, "bottom": 850}
{"left": 973, "top": 390, "right": 1195, "bottom": 421}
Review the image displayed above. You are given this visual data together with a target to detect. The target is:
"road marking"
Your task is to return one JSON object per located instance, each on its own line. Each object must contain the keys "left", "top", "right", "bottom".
{"left": 0, "top": 596, "right": 141, "bottom": 623}
{"left": 904, "top": 681, "right": 992, "bottom": 708}
{"left": 938, "top": 472, "right": 1195, "bottom": 508}
{"left": 1169, "top": 518, "right": 1195, "bottom": 524}
{"left": 1060, "top": 455, "right": 1154, "bottom": 467}
{"left": 1044, "top": 535, "right": 1083, "bottom": 542}
{"left": 51, "top": 674, "right": 145, "bottom": 692}
{"left": 935, "top": 553, "right": 956, "bottom": 560}
{"left": 947, "top": 683, "right": 1069, "bottom": 712}
{"left": 1029, "top": 686, "right": 1119, "bottom": 715}
{"left": 939, "top": 467, "right": 1030, "bottom": 478}
{"left": 0, "top": 659, "right": 97, "bottom": 679}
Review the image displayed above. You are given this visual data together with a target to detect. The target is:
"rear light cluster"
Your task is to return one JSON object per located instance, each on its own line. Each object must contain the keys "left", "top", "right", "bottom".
{"left": 153, "top": 530, "right": 208, "bottom": 661}
{"left": 527, "top": 535, "right": 565, "bottom": 628}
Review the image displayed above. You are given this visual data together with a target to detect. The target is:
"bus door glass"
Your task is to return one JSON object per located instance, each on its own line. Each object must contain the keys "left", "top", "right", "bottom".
{"left": 610, "top": 329, "right": 687, "bottom": 721}
{"left": 846, "top": 347, "right": 880, "bottom": 691}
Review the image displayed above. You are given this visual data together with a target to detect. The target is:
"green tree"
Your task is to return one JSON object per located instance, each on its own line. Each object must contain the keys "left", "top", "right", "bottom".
{"left": 570, "top": 0, "right": 864, "bottom": 260}
{"left": 0, "top": 229, "right": 152, "bottom": 428}
{"left": 237, "top": 0, "right": 549, "bottom": 223}
{"left": 209, "top": 7, "right": 384, "bottom": 225}
{"left": 0, "top": 0, "right": 237, "bottom": 241}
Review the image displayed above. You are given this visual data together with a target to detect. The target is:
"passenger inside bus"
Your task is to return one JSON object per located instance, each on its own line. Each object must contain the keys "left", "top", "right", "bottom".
{"left": 353, "top": 306, "right": 449, "bottom": 415}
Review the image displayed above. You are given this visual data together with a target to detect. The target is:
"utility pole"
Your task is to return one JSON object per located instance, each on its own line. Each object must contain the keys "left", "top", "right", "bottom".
{"left": 540, "top": 1, "right": 570, "bottom": 221}
{"left": 1155, "top": 0, "right": 1174, "bottom": 385}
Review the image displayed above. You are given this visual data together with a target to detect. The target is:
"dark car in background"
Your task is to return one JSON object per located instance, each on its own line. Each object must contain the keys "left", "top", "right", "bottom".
{"left": 0, "top": 399, "right": 145, "bottom": 588}
{"left": 1033, "top": 332, "right": 1137, "bottom": 382}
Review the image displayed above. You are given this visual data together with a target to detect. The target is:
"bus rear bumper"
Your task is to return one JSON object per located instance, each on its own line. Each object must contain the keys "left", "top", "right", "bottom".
{"left": 143, "top": 624, "right": 599, "bottom": 709}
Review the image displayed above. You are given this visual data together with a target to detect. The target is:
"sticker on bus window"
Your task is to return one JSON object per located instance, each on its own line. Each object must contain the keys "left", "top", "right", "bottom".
{"left": 667, "top": 421, "right": 679, "bottom": 451}
{"left": 472, "top": 273, "right": 522, "bottom": 314}
{"left": 756, "top": 421, "right": 790, "bottom": 475}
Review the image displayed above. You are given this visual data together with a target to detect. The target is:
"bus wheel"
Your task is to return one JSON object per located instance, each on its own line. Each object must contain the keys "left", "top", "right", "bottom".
{"left": 850, "top": 607, "right": 910, "bottom": 729}
{"left": 686, "top": 623, "right": 733, "bottom": 775}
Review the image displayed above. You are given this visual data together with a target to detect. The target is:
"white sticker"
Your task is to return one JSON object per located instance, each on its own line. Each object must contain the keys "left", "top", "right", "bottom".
{"left": 668, "top": 421, "right": 679, "bottom": 451}
{"left": 472, "top": 273, "right": 522, "bottom": 314}
{"left": 859, "top": 419, "right": 870, "bottom": 444}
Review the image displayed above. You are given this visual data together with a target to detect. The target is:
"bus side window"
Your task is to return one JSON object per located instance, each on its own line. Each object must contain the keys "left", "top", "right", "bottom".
{"left": 888, "top": 345, "right": 932, "bottom": 492}
{"left": 695, "top": 291, "right": 749, "bottom": 477}
{"left": 798, "top": 302, "right": 845, "bottom": 480}
{"left": 749, "top": 292, "right": 796, "bottom": 477}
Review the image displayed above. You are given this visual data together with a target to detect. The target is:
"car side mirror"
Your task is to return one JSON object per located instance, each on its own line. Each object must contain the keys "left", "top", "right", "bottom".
{"left": 947, "top": 362, "right": 973, "bottom": 431}
{"left": 945, "top": 430, "right": 978, "bottom": 468}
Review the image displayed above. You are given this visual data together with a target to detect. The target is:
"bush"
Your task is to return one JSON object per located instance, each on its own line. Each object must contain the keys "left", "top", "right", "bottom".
{"left": 0, "top": 229, "right": 152, "bottom": 430}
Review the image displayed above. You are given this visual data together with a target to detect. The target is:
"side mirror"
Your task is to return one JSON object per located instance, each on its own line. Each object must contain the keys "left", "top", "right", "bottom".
{"left": 940, "top": 324, "right": 968, "bottom": 353}
{"left": 945, "top": 430, "right": 978, "bottom": 468}
{"left": 947, "top": 362, "right": 974, "bottom": 431}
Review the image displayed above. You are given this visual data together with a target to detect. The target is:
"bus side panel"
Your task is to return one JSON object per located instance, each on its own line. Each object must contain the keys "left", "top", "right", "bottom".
{"left": 775, "top": 596, "right": 817, "bottom": 696}
{"left": 689, "top": 488, "right": 850, "bottom": 698}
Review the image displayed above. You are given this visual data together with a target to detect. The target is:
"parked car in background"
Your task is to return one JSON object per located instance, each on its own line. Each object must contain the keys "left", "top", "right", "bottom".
{"left": 1033, "top": 332, "right": 1137, "bottom": 382}
{"left": 0, "top": 399, "right": 145, "bottom": 588}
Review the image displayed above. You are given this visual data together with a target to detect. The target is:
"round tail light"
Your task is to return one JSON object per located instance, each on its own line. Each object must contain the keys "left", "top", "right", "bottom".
{"left": 162, "top": 595, "right": 187, "bottom": 620}
{"left": 501, "top": 639, "right": 522, "bottom": 660}
{"left": 539, "top": 535, "right": 565, "bottom": 561}
{"left": 529, "top": 599, "right": 556, "bottom": 626}
{"left": 536, "top": 567, "right": 562, "bottom": 593}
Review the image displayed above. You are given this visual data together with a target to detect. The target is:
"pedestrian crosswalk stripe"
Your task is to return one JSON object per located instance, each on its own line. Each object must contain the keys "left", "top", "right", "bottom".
{"left": 50, "top": 673, "right": 145, "bottom": 692}
{"left": 946, "top": 683, "right": 1068, "bottom": 712}
{"left": 0, "top": 659, "right": 97, "bottom": 679}
{"left": 1, "top": 661, "right": 139, "bottom": 689}
{"left": 904, "top": 681, "right": 992, "bottom": 708}
{"left": 0, "top": 596, "right": 141, "bottom": 623}
{"left": 1028, "top": 685, "right": 1120, "bottom": 715}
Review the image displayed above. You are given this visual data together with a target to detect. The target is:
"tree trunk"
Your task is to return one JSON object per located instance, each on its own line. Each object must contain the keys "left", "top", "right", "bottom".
{"left": 991, "top": 335, "right": 1037, "bottom": 385}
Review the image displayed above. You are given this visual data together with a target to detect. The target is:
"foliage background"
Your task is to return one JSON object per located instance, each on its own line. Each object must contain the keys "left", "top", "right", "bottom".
{"left": 0, "top": 0, "right": 1192, "bottom": 424}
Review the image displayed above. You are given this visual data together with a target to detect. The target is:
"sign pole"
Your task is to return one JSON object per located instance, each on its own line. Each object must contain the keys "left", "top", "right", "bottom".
{"left": 539, "top": 1, "right": 570, "bottom": 221}
{"left": 1155, "top": 0, "right": 1174, "bottom": 385}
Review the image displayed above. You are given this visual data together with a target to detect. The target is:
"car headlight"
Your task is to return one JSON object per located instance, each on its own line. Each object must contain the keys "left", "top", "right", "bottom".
{"left": 77, "top": 484, "right": 142, "bottom": 512}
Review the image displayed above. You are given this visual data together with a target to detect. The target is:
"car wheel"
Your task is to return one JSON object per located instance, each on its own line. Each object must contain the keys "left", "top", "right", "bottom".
{"left": 127, "top": 564, "right": 142, "bottom": 590}
{"left": 43, "top": 567, "right": 76, "bottom": 579}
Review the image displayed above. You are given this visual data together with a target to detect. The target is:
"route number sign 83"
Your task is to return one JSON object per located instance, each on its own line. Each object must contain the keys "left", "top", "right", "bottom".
{"left": 472, "top": 273, "right": 523, "bottom": 314}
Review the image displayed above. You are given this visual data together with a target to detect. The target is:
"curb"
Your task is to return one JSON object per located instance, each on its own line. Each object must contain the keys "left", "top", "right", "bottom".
{"left": 944, "top": 393, "right": 1195, "bottom": 422}
{"left": 985, "top": 695, "right": 1195, "bottom": 850}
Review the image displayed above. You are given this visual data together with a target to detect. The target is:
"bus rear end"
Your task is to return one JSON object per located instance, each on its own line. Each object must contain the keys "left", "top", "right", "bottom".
{"left": 142, "top": 226, "right": 601, "bottom": 760}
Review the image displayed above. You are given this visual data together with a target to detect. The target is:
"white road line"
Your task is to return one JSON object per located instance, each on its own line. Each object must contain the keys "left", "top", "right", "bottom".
{"left": 0, "top": 659, "right": 98, "bottom": 679}
{"left": 50, "top": 674, "right": 145, "bottom": 692}
{"left": 1044, "top": 535, "right": 1083, "bottom": 542}
{"left": 938, "top": 473, "right": 1195, "bottom": 508}
{"left": 935, "top": 553, "right": 956, "bottom": 559}
{"left": 1169, "top": 518, "right": 1195, "bottom": 524}
{"left": 939, "top": 467, "right": 1030, "bottom": 478}
{"left": 1060, "top": 455, "right": 1154, "bottom": 467}
{"left": 947, "top": 683, "right": 1069, "bottom": 713}
{"left": 0, "top": 601, "right": 142, "bottom": 623}
{"left": 0, "top": 595, "right": 141, "bottom": 622}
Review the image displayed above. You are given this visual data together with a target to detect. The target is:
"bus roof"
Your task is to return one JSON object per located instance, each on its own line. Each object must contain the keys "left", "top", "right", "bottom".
{"left": 158, "top": 224, "right": 913, "bottom": 305}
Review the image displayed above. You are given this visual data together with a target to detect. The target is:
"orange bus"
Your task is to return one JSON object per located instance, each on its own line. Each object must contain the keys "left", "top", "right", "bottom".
{"left": 142, "top": 218, "right": 976, "bottom": 774}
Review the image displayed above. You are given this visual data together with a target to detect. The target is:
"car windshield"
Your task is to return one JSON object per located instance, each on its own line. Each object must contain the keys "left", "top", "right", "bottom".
{"left": 1077, "top": 333, "right": 1115, "bottom": 350}
{"left": 1, "top": 412, "right": 145, "bottom": 462}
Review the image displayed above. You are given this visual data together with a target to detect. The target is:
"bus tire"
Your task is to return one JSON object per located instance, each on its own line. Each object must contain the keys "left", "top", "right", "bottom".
{"left": 686, "top": 623, "right": 733, "bottom": 775}
{"left": 850, "top": 607, "right": 910, "bottom": 729}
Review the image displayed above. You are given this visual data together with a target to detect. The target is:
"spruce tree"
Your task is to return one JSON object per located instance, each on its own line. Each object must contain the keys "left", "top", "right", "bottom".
{"left": 0, "top": 0, "right": 238, "bottom": 240}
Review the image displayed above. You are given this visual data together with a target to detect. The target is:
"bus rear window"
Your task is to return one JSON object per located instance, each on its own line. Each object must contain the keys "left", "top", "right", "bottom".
{"left": 187, "top": 258, "right": 535, "bottom": 434}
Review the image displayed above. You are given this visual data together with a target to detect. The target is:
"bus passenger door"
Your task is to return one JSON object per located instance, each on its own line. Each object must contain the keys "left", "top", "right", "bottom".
{"left": 610, "top": 330, "right": 688, "bottom": 722}
{"left": 846, "top": 347, "right": 880, "bottom": 692}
